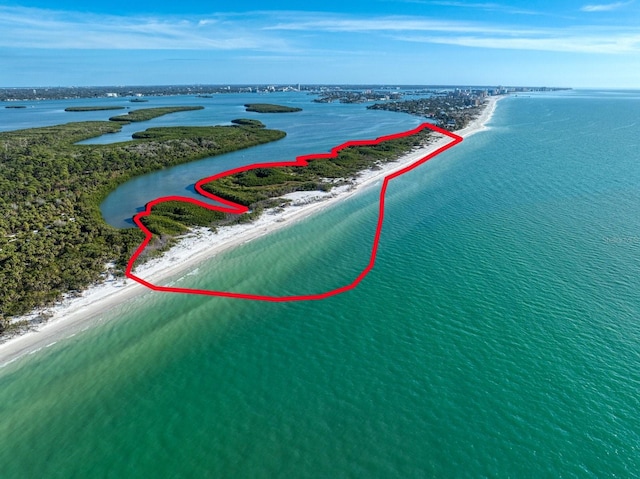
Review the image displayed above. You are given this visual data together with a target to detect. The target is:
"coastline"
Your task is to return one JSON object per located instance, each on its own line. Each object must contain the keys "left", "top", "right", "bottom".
{"left": 0, "top": 95, "right": 504, "bottom": 367}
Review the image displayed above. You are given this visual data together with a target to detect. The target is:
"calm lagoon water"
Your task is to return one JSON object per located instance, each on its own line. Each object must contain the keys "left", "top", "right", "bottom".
{"left": 1, "top": 90, "right": 639, "bottom": 478}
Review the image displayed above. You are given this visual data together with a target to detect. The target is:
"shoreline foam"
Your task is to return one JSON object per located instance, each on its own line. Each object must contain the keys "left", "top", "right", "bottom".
{"left": 0, "top": 95, "right": 504, "bottom": 367}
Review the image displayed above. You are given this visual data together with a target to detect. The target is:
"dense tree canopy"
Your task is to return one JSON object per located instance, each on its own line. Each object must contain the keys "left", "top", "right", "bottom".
{"left": 0, "top": 110, "right": 285, "bottom": 323}
{"left": 244, "top": 104, "right": 302, "bottom": 113}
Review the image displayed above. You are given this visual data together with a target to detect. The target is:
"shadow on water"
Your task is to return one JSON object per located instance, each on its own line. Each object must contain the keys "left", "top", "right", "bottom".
{"left": 120, "top": 205, "right": 147, "bottom": 227}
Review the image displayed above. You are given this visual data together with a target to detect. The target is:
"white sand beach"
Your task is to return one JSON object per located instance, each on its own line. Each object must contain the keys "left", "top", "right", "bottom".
{"left": 0, "top": 95, "right": 503, "bottom": 366}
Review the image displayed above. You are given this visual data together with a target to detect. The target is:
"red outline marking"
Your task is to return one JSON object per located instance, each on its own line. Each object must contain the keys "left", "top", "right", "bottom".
{"left": 126, "top": 123, "right": 462, "bottom": 301}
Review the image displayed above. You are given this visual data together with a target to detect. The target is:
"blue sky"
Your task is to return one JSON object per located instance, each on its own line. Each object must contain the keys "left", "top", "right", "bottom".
{"left": 1, "top": 0, "right": 639, "bottom": 87}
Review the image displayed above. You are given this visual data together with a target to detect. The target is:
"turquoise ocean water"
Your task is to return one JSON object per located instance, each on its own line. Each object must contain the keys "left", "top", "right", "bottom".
{"left": 1, "top": 90, "right": 640, "bottom": 477}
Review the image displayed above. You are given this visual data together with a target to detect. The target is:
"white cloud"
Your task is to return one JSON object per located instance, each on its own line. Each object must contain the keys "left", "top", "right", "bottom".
{"left": 266, "top": 16, "right": 544, "bottom": 36}
{"left": 580, "top": 1, "right": 633, "bottom": 11}
{"left": 400, "top": 1, "right": 546, "bottom": 16}
{"left": 0, "top": 6, "right": 638, "bottom": 57}
{"left": 398, "top": 32, "right": 640, "bottom": 53}
{"left": 267, "top": 13, "right": 640, "bottom": 54}
{"left": 0, "top": 6, "right": 289, "bottom": 51}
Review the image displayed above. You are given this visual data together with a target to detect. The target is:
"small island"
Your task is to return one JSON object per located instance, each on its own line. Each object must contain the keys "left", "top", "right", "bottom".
{"left": 244, "top": 103, "right": 302, "bottom": 113}
{"left": 108, "top": 106, "right": 204, "bottom": 123}
{"left": 65, "top": 106, "right": 126, "bottom": 112}
{"left": 230, "top": 118, "right": 265, "bottom": 127}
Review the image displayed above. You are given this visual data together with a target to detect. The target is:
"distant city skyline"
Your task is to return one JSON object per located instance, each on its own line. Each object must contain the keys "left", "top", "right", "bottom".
{"left": 1, "top": 0, "right": 639, "bottom": 88}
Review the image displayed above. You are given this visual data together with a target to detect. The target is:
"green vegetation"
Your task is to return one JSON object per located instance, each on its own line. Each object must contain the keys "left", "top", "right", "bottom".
{"left": 231, "top": 119, "right": 266, "bottom": 128}
{"left": 244, "top": 103, "right": 302, "bottom": 113}
{"left": 132, "top": 121, "right": 267, "bottom": 141}
{"left": 200, "top": 129, "right": 433, "bottom": 208}
{"left": 141, "top": 201, "right": 227, "bottom": 236}
{"left": 0, "top": 118, "right": 285, "bottom": 327}
{"left": 65, "top": 106, "right": 126, "bottom": 112}
{"left": 109, "top": 106, "right": 204, "bottom": 123}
